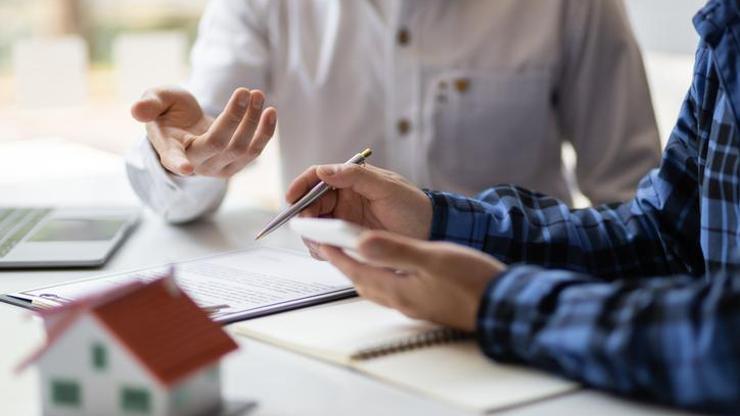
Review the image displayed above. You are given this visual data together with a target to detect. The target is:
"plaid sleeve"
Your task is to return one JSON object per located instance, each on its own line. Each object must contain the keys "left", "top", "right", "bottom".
{"left": 426, "top": 175, "right": 701, "bottom": 279}
{"left": 425, "top": 71, "right": 706, "bottom": 280}
{"left": 477, "top": 265, "right": 740, "bottom": 412}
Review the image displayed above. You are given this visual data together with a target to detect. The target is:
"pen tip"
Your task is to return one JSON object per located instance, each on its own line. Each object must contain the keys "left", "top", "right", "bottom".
{"left": 255, "top": 228, "right": 268, "bottom": 240}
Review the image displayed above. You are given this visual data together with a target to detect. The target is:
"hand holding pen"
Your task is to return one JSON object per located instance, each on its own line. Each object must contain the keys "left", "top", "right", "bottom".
{"left": 282, "top": 161, "right": 434, "bottom": 254}
{"left": 255, "top": 148, "right": 373, "bottom": 239}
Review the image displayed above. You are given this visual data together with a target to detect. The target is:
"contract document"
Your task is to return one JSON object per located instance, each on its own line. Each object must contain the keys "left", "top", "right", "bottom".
{"left": 0, "top": 247, "right": 355, "bottom": 323}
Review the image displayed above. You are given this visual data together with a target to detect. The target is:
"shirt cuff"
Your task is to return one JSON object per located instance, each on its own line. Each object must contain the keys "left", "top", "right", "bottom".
{"left": 125, "top": 137, "right": 228, "bottom": 223}
{"left": 475, "top": 264, "right": 555, "bottom": 362}
{"left": 424, "top": 190, "right": 490, "bottom": 251}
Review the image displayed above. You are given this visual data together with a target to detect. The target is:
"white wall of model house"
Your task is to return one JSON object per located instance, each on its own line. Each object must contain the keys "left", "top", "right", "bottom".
{"left": 37, "top": 315, "right": 221, "bottom": 416}
{"left": 166, "top": 364, "right": 222, "bottom": 415}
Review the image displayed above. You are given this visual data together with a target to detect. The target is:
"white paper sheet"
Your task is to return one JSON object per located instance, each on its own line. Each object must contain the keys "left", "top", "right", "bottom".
{"left": 7, "top": 247, "right": 355, "bottom": 323}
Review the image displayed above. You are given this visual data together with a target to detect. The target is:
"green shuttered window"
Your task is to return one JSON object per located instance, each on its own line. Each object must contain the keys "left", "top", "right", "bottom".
{"left": 92, "top": 343, "right": 107, "bottom": 370}
{"left": 51, "top": 379, "right": 81, "bottom": 407}
{"left": 121, "top": 386, "right": 151, "bottom": 413}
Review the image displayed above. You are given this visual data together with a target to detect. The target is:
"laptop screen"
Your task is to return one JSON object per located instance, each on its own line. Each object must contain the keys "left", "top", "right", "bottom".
{"left": 28, "top": 219, "right": 126, "bottom": 242}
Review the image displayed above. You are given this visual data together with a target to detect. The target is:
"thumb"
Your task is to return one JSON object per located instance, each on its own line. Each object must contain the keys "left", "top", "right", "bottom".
{"left": 357, "top": 231, "right": 429, "bottom": 272}
{"left": 317, "top": 164, "right": 389, "bottom": 200}
{"left": 160, "top": 144, "right": 193, "bottom": 176}
{"left": 131, "top": 88, "right": 181, "bottom": 122}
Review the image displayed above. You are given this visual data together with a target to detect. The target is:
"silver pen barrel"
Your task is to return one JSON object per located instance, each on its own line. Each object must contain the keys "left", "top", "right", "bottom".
{"left": 254, "top": 184, "right": 327, "bottom": 239}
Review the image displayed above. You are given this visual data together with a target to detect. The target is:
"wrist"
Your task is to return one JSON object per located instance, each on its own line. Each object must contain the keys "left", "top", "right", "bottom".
{"left": 461, "top": 254, "right": 504, "bottom": 331}
{"left": 423, "top": 189, "right": 440, "bottom": 241}
{"left": 415, "top": 189, "right": 434, "bottom": 240}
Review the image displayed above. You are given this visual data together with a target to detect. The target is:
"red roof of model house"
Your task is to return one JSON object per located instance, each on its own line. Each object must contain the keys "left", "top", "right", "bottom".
{"left": 17, "top": 273, "right": 239, "bottom": 387}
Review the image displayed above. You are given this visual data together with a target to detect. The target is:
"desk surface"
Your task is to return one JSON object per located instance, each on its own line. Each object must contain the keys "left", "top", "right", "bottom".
{"left": 0, "top": 139, "right": 699, "bottom": 416}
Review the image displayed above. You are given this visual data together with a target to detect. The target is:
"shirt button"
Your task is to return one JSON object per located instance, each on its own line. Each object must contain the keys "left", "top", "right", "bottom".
{"left": 454, "top": 78, "right": 470, "bottom": 93}
{"left": 397, "top": 119, "right": 411, "bottom": 136}
{"left": 397, "top": 28, "right": 410, "bottom": 46}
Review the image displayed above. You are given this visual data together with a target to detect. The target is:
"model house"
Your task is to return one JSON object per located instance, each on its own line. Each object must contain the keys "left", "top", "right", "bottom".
{"left": 16, "top": 276, "right": 239, "bottom": 416}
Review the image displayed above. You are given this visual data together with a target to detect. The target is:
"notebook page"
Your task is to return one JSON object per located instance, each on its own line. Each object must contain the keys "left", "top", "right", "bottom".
{"left": 355, "top": 342, "right": 579, "bottom": 412}
{"left": 230, "top": 298, "right": 439, "bottom": 364}
{"left": 232, "top": 297, "right": 580, "bottom": 412}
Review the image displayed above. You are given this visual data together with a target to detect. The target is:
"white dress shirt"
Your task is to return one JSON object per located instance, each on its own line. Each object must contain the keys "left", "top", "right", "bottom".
{"left": 126, "top": 0, "right": 661, "bottom": 223}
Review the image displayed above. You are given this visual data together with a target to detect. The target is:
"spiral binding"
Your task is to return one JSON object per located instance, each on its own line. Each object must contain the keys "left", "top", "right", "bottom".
{"left": 350, "top": 328, "right": 473, "bottom": 361}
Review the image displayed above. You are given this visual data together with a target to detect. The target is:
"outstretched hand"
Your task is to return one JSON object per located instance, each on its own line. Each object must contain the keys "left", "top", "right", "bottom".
{"left": 131, "top": 87, "right": 277, "bottom": 178}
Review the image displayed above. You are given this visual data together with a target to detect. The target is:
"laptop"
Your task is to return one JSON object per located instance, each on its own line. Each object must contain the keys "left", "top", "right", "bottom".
{"left": 0, "top": 207, "right": 139, "bottom": 268}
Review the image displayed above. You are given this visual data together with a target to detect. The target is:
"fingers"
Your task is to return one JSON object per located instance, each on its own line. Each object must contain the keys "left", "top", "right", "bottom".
{"left": 189, "top": 88, "right": 251, "bottom": 163}
{"left": 187, "top": 90, "right": 277, "bottom": 179}
{"left": 285, "top": 166, "right": 338, "bottom": 218}
{"left": 320, "top": 245, "right": 402, "bottom": 307}
{"left": 302, "top": 237, "right": 325, "bottom": 261}
{"left": 226, "top": 91, "right": 265, "bottom": 156}
{"left": 131, "top": 87, "right": 185, "bottom": 122}
{"left": 316, "top": 164, "right": 393, "bottom": 201}
{"left": 356, "top": 231, "right": 430, "bottom": 272}
{"left": 302, "top": 192, "right": 338, "bottom": 218}
{"left": 285, "top": 163, "right": 392, "bottom": 221}
{"left": 132, "top": 87, "right": 202, "bottom": 176}
{"left": 286, "top": 167, "right": 321, "bottom": 203}
{"left": 286, "top": 163, "right": 390, "bottom": 204}
{"left": 220, "top": 105, "right": 277, "bottom": 172}
{"left": 217, "top": 106, "right": 276, "bottom": 177}
{"left": 244, "top": 107, "right": 277, "bottom": 158}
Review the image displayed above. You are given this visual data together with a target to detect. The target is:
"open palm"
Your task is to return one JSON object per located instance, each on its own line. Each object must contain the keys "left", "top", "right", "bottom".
{"left": 131, "top": 87, "right": 277, "bottom": 178}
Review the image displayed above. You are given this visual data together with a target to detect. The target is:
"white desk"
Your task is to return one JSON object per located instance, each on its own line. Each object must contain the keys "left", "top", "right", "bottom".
{"left": 0, "top": 139, "right": 699, "bottom": 416}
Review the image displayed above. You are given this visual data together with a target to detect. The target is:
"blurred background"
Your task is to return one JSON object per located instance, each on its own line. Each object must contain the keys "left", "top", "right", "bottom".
{"left": 0, "top": 0, "right": 707, "bottom": 207}
{"left": 0, "top": 0, "right": 206, "bottom": 153}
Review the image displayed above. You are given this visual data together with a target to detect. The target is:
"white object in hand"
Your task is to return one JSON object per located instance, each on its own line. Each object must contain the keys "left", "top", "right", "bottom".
{"left": 290, "top": 218, "right": 367, "bottom": 253}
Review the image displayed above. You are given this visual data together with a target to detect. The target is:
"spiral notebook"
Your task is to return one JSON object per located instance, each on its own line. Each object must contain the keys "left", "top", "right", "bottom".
{"left": 230, "top": 298, "right": 579, "bottom": 412}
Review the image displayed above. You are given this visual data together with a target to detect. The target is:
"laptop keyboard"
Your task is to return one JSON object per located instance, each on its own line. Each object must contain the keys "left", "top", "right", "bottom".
{"left": 0, "top": 208, "right": 52, "bottom": 258}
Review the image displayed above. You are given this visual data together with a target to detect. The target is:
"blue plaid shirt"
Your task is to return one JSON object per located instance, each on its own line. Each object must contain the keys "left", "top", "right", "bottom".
{"left": 427, "top": 1, "right": 740, "bottom": 412}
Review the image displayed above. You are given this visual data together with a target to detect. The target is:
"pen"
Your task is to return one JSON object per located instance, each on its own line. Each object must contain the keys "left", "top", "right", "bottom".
{"left": 31, "top": 297, "right": 63, "bottom": 309}
{"left": 255, "top": 148, "right": 373, "bottom": 240}
{"left": 201, "top": 304, "right": 230, "bottom": 314}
